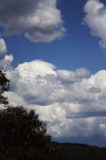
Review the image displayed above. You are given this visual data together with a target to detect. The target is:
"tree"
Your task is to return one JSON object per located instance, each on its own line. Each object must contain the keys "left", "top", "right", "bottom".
{"left": 0, "top": 69, "right": 60, "bottom": 160}
{"left": 0, "top": 69, "right": 9, "bottom": 106}
{"left": 0, "top": 106, "right": 60, "bottom": 160}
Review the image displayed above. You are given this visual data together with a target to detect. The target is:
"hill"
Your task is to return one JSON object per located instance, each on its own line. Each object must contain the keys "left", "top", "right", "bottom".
{"left": 54, "top": 142, "right": 106, "bottom": 160}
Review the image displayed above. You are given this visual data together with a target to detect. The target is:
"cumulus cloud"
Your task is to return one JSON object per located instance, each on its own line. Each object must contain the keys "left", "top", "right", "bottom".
{"left": 3, "top": 59, "right": 106, "bottom": 146}
{"left": 0, "top": 0, "right": 65, "bottom": 42}
{"left": 83, "top": 0, "right": 106, "bottom": 50}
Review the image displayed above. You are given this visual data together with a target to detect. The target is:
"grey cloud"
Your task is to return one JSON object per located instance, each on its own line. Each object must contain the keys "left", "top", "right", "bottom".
{"left": 0, "top": 0, "right": 65, "bottom": 42}
{"left": 67, "top": 111, "right": 106, "bottom": 119}
{"left": 57, "top": 68, "right": 90, "bottom": 84}
{"left": 88, "top": 87, "right": 101, "bottom": 93}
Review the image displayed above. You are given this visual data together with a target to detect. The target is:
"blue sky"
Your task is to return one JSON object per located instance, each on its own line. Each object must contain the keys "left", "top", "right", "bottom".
{"left": 1, "top": 0, "right": 106, "bottom": 147}
{"left": 3, "top": 0, "right": 106, "bottom": 73}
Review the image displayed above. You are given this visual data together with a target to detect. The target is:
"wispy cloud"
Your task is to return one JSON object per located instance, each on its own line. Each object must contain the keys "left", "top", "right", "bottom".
{"left": 0, "top": 0, "right": 65, "bottom": 42}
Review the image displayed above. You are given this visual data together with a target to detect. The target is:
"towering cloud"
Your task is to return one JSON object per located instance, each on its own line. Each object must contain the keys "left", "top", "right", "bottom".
{"left": 83, "top": 0, "right": 106, "bottom": 50}
{"left": 0, "top": 0, "right": 65, "bottom": 42}
{"left": 4, "top": 59, "right": 106, "bottom": 146}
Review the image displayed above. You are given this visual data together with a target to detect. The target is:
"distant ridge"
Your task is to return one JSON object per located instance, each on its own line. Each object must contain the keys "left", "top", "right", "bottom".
{"left": 54, "top": 142, "right": 106, "bottom": 160}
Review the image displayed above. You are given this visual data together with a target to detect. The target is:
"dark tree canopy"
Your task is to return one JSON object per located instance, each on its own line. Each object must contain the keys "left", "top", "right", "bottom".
{"left": 0, "top": 69, "right": 9, "bottom": 105}
{"left": 0, "top": 106, "right": 59, "bottom": 160}
{"left": 0, "top": 70, "right": 58, "bottom": 160}
{"left": 0, "top": 69, "right": 60, "bottom": 160}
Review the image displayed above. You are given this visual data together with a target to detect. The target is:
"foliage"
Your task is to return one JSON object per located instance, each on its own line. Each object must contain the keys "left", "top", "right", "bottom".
{"left": 0, "top": 106, "right": 60, "bottom": 160}
{"left": 0, "top": 69, "right": 105, "bottom": 160}
{"left": 0, "top": 69, "right": 60, "bottom": 159}
{"left": 0, "top": 69, "right": 9, "bottom": 106}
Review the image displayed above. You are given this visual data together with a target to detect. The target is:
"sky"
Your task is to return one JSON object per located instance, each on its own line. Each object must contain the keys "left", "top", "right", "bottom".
{"left": 1, "top": 0, "right": 106, "bottom": 147}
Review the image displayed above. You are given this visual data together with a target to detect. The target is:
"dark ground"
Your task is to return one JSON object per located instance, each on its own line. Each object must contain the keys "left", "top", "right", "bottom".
{"left": 55, "top": 142, "right": 106, "bottom": 160}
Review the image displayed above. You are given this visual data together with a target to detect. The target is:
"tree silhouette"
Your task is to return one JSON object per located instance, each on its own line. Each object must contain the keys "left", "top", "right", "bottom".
{"left": 0, "top": 69, "right": 60, "bottom": 160}
{"left": 0, "top": 106, "right": 60, "bottom": 160}
{"left": 0, "top": 69, "right": 9, "bottom": 106}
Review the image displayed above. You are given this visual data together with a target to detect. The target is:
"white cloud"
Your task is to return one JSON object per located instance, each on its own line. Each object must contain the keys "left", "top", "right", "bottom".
{"left": 0, "top": 39, "right": 13, "bottom": 68}
{"left": 0, "top": 0, "right": 65, "bottom": 42}
{"left": 57, "top": 68, "right": 90, "bottom": 83}
{"left": 4, "top": 54, "right": 13, "bottom": 62}
{"left": 16, "top": 60, "right": 57, "bottom": 79}
{"left": 0, "top": 38, "right": 7, "bottom": 54}
{"left": 83, "top": 0, "right": 106, "bottom": 50}
{"left": 4, "top": 59, "right": 106, "bottom": 144}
